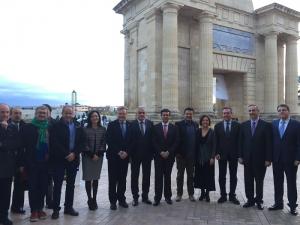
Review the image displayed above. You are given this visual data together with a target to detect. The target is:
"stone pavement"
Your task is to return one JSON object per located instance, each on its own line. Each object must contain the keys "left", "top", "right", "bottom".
{"left": 12, "top": 159, "right": 300, "bottom": 225}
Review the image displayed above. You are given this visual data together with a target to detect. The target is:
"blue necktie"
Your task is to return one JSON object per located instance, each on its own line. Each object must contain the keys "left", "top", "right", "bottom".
{"left": 251, "top": 121, "right": 256, "bottom": 136}
{"left": 121, "top": 122, "right": 126, "bottom": 138}
{"left": 279, "top": 121, "right": 285, "bottom": 138}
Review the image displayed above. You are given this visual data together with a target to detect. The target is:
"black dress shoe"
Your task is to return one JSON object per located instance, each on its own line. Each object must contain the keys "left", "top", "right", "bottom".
{"left": 119, "top": 201, "right": 129, "bottom": 208}
{"left": 243, "top": 201, "right": 255, "bottom": 208}
{"left": 199, "top": 193, "right": 205, "bottom": 201}
{"left": 217, "top": 196, "right": 227, "bottom": 203}
{"left": 290, "top": 208, "right": 298, "bottom": 216}
{"left": 132, "top": 199, "right": 138, "bottom": 206}
{"left": 11, "top": 208, "right": 26, "bottom": 214}
{"left": 268, "top": 204, "right": 283, "bottom": 211}
{"left": 110, "top": 204, "right": 117, "bottom": 210}
{"left": 1, "top": 218, "right": 13, "bottom": 225}
{"left": 165, "top": 199, "right": 173, "bottom": 205}
{"left": 229, "top": 196, "right": 240, "bottom": 205}
{"left": 142, "top": 199, "right": 152, "bottom": 204}
{"left": 153, "top": 201, "right": 160, "bottom": 206}
{"left": 257, "top": 203, "right": 264, "bottom": 210}
{"left": 64, "top": 208, "right": 79, "bottom": 216}
{"left": 51, "top": 211, "right": 59, "bottom": 220}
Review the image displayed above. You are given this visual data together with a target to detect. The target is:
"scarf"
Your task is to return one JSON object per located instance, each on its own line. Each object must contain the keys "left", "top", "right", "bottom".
{"left": 32, "top": 118, "right": 48, "bottom": 145}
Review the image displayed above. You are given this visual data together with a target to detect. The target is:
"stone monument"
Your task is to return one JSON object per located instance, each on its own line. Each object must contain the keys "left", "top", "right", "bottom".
{"left": 114, "top": 0, "right": 300, "bottom": 121}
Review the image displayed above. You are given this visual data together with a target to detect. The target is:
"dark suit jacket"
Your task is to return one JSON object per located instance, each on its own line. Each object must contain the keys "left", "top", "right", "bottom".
{"left": 239, "top": 119, "right": 272, "bottom": 165}
{"left": 21, "top": 123, "right": 50, "bottom": 167}
{"left": 0, "top": 123, "right": 20, "bottom": 178}
{"left": 106, "top": 119, "right": 132, "bottom": 160}
{"left": 272, "top": 119, "right": 300, "bottom": 164}
{"left": 49, "top": 118, "right": 85, "bottom": 165}
{"left": 213, "top": 120, "right": 240, "bottom": 160}
{"left": 129, "top": 119, "right": 154, "bottom": 160}
{"left": 175, "top": 120, "right": 198, "bottom": 158}
{"left": 152, "top": 123, "right": 179, "bottom": 159}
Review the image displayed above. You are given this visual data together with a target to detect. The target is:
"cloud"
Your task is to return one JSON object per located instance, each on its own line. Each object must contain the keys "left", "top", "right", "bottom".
{"left": 0, "top": 77, "right": 68, "bottom": 106}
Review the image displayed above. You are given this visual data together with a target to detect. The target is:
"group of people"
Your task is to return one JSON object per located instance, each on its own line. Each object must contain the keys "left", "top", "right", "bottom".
{"left": 0, "top": 102, "right": 299, "bottom": 225}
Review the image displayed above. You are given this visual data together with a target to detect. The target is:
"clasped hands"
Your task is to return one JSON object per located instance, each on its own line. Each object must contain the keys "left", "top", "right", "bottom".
{"left": 118, "top": 151, "right": 128, "bottom": 160}
{"left": 160, "top": 151, "right": 169, "bottom": 159}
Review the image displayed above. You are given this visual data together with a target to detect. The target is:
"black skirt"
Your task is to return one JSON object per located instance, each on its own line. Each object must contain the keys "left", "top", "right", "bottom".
{"left": 194, "top": 161, "right": 215, "bottom": 191}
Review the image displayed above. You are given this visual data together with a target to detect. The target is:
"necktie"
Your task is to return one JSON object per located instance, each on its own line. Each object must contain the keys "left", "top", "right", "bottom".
{"left": 163, "top": 124, "right": 168, "bottom": 139}
{"left": 251, "top": 121, "right": 256, "bottom": 136}
{"left": 279, "top": 121, "right": 285, "bottom": 138}
{"left": 121, "top": 122, "right": 126, "bottom": 138}
{"left": 225, "top": 121, "right": 230, "bottom": 137}
{"left": 140, "top": 121, "right": 145, "bottom": 136}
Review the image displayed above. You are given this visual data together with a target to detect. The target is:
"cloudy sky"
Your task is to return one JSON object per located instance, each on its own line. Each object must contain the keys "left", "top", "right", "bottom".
{"left": 0, "top": 0, "right": 299, "bottom": 106}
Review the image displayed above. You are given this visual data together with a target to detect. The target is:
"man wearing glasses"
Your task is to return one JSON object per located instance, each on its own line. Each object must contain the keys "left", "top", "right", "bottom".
{"left": 269, "top": 104, "right": 300, "bottom": 215}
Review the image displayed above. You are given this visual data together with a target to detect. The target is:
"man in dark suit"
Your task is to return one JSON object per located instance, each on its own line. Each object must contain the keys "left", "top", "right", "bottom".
{"left": 0, "top": 104, "right": 20, "bottom": 225}
{"left": 214, "top": 107, "right": 240, "bottom": 204}
{"left": 269, "top": 104, "right": 300, "bottom": 215}
{"left": 9, "top": 107, "right": 27, "bottom": 215}
{"left": 152, "top": 109, "right": 179, "bottom": 206}
{"left": 106, "top": 106, "right": 132, "bottom": 210}
{"left": 175, "top": 107, "right": 198, "bottom": 202}
{"left": 50, "top": 106, "right": 85, "bottom": 219}
{"left": 239, "top": 104, "right": 272, "bottom": 210}
{"left": 21, "top": 106, "right": 50, "bottom": 222}
{"left": 130, "top": 107, "right": 154, "bottom": 206}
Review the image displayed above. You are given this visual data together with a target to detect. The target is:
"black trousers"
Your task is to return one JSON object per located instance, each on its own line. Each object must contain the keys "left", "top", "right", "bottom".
{"left": 244, "top": 160, "right": 266, "bottom": 204}
{"left": 52, "top": 160, "right": 78, "bottom": 211}
{"left": 28, "top": 163, "right": 48, "bottom": 212}
{"left": 108, "top": 157, "right": 129, "bottom": 204}
{"left": 0, "top": 177, "right": 12, "bottom": 221}
{"left": 176, "top": 156, "right": 194, "bottom": 196}
{"left": 46, "top": 172, "right": 53, "bottom": 207}
{"left": 154, "top": 157, "right": 174, "bottom": 202}
{"left": 131, "top": 157, "right": 152, "bottom": 200}
{"left": 11, "top": 171, "right": 25, "bottom": 210}
{"left": 273, "top": 162, "right": 298, "bottom": 208}
{"left": 218, "top": 157, "right": 238, "bottom": 197}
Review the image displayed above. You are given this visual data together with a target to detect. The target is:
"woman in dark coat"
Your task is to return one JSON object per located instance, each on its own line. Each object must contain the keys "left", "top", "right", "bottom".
{"left": 194, "top": 115, "right": 215, "bottom": 202}
{"left": 82, "top": 111, "right": 106, "bottom": 210}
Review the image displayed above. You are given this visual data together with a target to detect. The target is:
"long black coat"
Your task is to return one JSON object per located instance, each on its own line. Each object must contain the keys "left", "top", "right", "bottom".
{"left": 49, "top": 118, "right": 85, "bottom": 165}
{"left": 129, "top": 119, "right": 154, "bottom": 160}
{"left": 0, "top": 123, "right": 20, "bottom": 178}
{"left": 239, "top": 119, "right": 272, "bottom": 165}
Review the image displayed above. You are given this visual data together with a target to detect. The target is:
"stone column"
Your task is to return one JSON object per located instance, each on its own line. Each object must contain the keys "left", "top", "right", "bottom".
{"left": 123, "top": 30, "right": 130, "bottom": 108}
{"left": 264, "top": 32, "right": 278, "bottom": 114}
{"left": 161, "top": 3, "right": 180, "bottom": 113}
{"left": 145, "top": 10, "right": 160, "bottom": 114}
{"left": 277, "top": 40, "right": 285, "bottom": 104}
{"left": 285, "top": 36, "right": 299, "bottom": 114}
{"left": 128, "top": 23, "right": 139, "bottom": 112}
{"left": 243, "top": 62, "right": 256, "bottom": 120}
{"left": 198, "top": 11, "right": 214, "bottom": 113}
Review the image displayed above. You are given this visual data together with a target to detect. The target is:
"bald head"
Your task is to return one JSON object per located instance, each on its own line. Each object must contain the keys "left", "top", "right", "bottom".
{"left": 0, "top": 104, "right": 10, "bottom": 122}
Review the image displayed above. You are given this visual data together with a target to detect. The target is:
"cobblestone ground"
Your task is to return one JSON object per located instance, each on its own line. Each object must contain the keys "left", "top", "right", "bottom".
{"left": 11, "top": 159, "right": 300, "bottom": 225}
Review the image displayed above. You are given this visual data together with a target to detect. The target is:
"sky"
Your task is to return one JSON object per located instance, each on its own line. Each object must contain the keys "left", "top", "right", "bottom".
{"left": 0, "top": 0, "right": 299, "bottom": 107}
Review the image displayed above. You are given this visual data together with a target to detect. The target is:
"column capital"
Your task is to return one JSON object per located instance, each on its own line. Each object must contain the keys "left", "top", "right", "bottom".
{"left": 264, "top": 31, "right": 279, "bottom": 39}
{"left": 285, "top": 34, "right": 300, "bottom": 43}
{"left": 197, "top": 11, "right": 216, "bottom": 23}
{"left": 145, "top": 8, "right": 159, "bottom": 22}
{"left": 161, "top": 2, "right": 182, "bottom": 13}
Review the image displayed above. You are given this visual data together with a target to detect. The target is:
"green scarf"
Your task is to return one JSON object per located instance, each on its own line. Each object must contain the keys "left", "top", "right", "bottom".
{"left": 32, "top": 118, "right": 49, "bottom": 144}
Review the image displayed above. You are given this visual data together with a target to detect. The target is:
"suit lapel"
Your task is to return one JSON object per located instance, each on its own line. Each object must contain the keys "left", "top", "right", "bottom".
{"left": 282, "top": 119, "right": 292, "bottom": 140}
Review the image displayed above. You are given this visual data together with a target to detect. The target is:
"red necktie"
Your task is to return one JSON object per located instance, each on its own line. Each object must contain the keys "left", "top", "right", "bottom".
{"left": 163, "top": 124, "right": 168, "bottom": 139}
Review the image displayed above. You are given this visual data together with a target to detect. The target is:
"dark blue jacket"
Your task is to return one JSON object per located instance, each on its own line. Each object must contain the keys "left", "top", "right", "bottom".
{"left": 106, "top": 119, "right": 132, "bottom": 160}
{"left": 272, "top": 119, "right": 300, "bottom": 164}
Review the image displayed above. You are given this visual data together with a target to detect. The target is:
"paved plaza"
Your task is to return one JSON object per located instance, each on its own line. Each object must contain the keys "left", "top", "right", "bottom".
{"left": 11, "top": 160, "right": 300, "bottom": 225}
